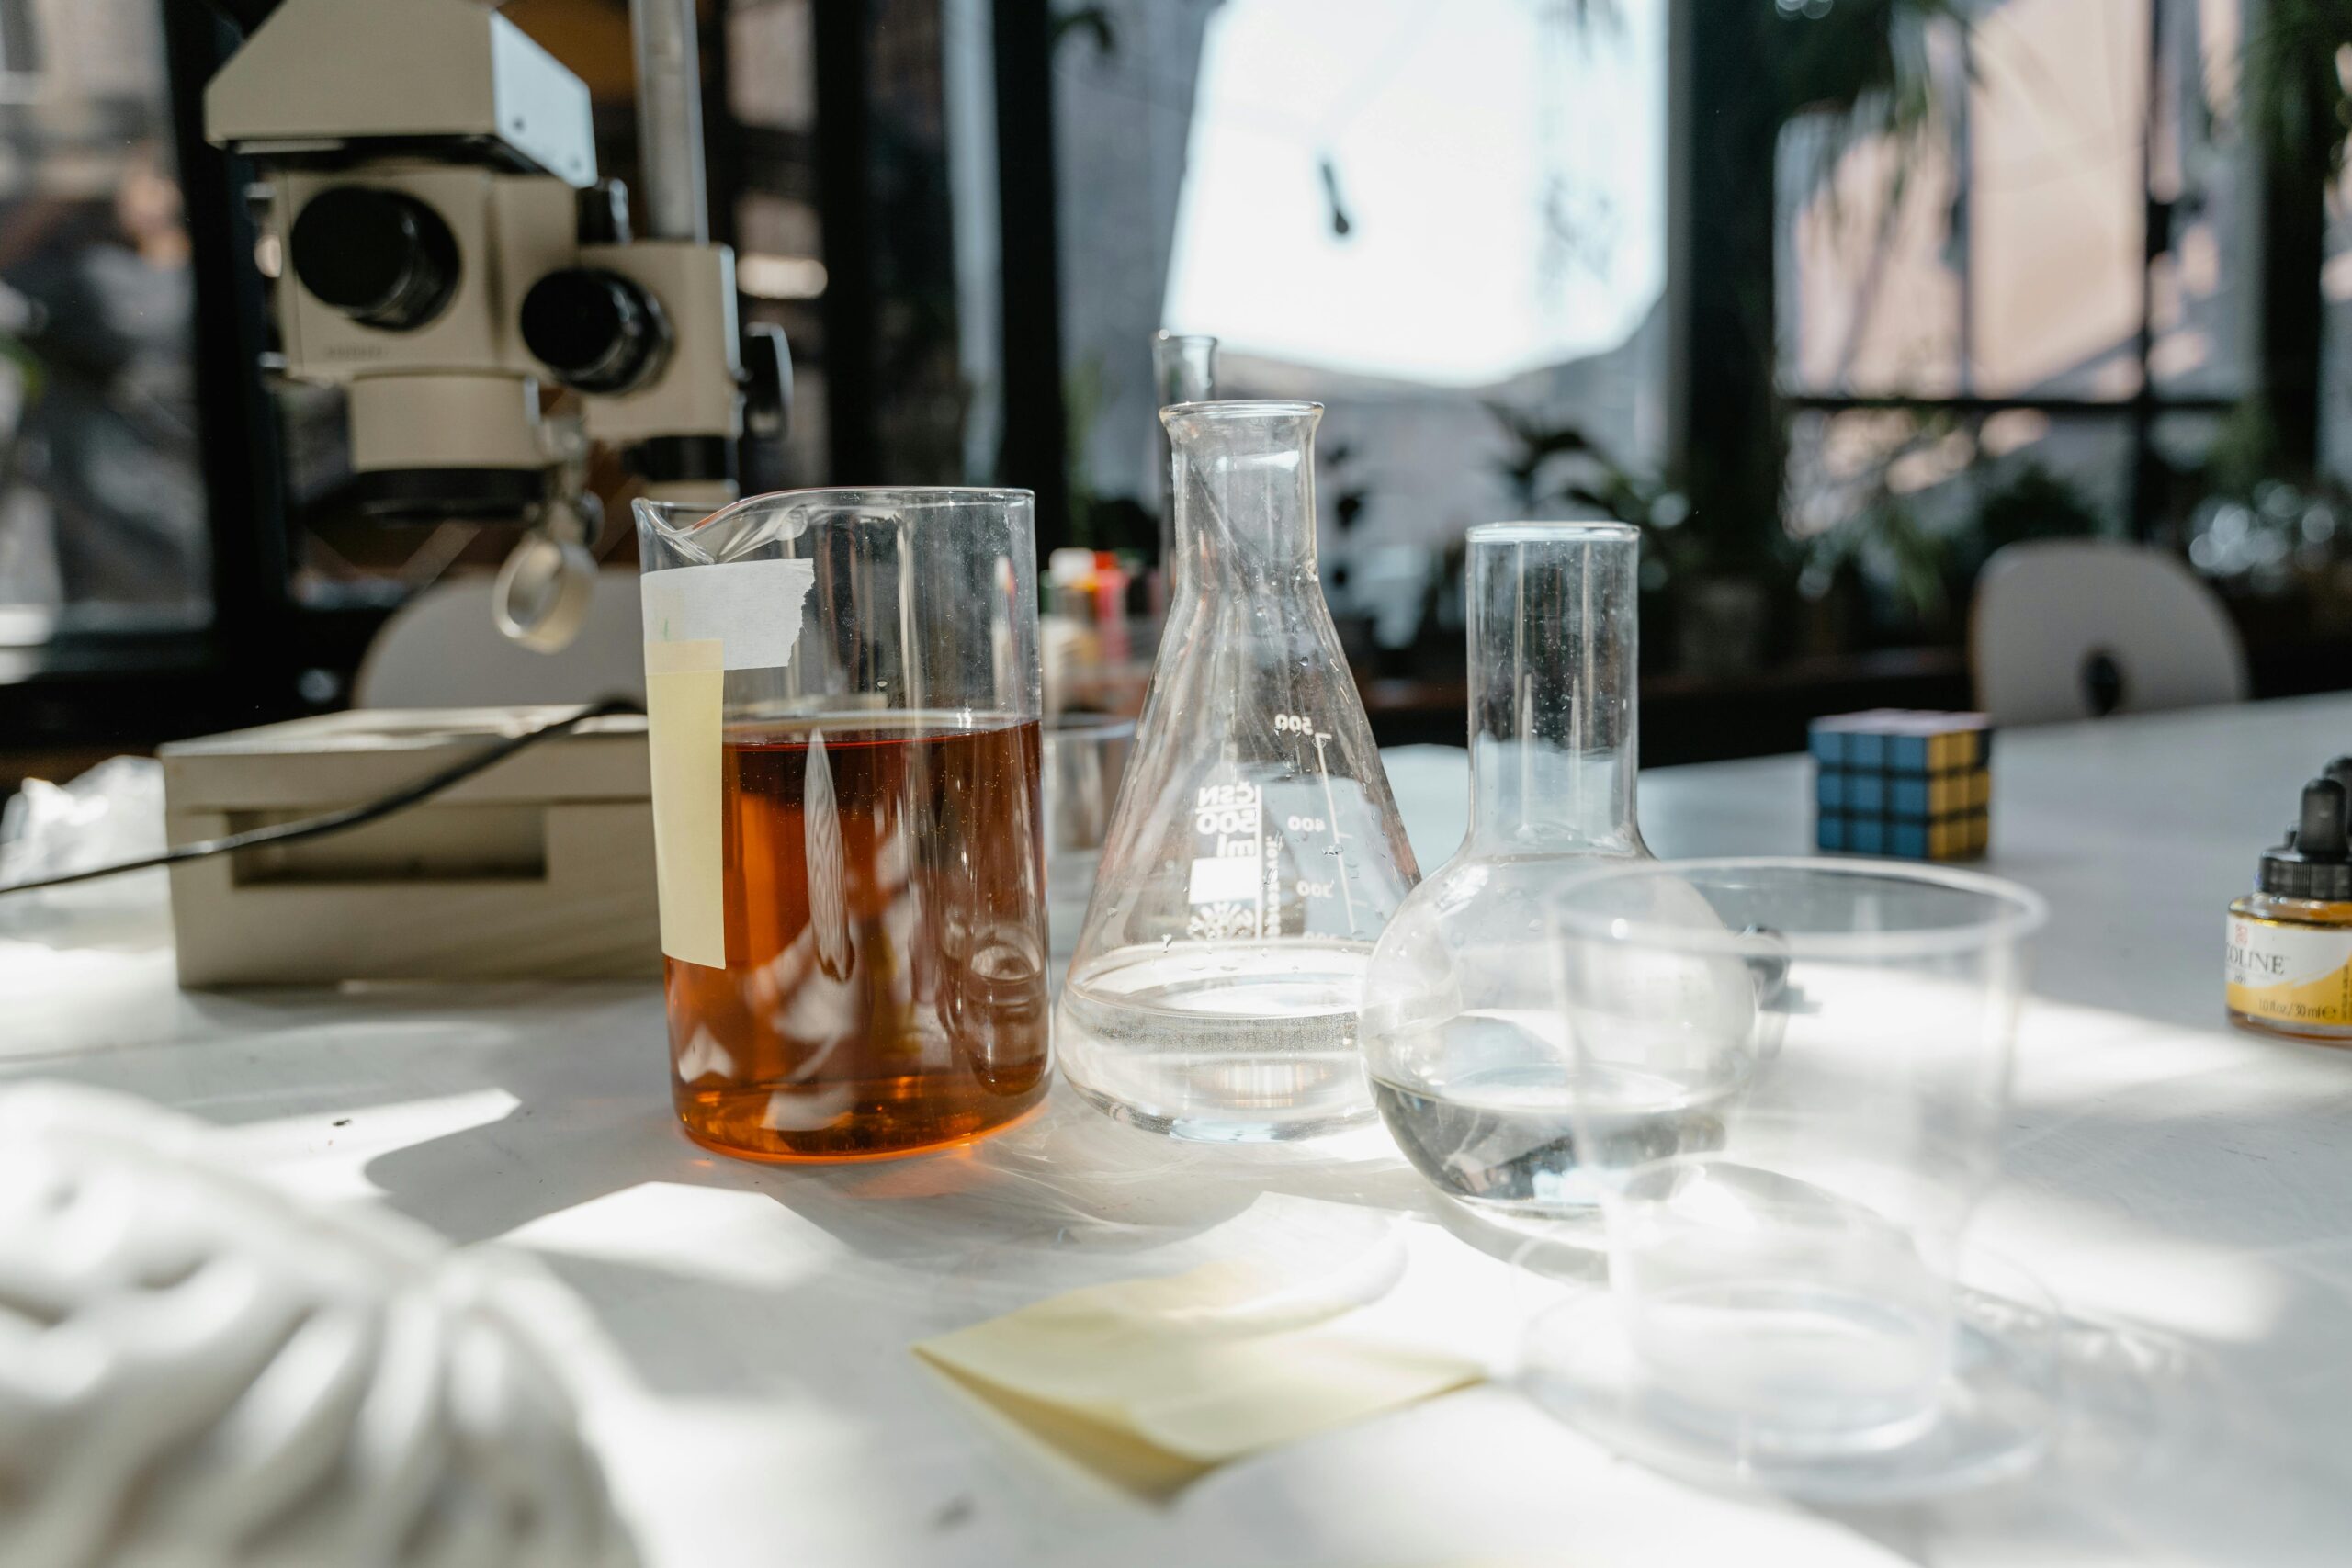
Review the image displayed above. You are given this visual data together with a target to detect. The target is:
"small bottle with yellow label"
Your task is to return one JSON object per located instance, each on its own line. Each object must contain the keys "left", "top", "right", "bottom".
{"left": 2227, "top": 769, "right": 2352, "bottom": 1043}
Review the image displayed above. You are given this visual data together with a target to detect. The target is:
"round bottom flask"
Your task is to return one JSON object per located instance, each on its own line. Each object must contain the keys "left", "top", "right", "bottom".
{"left": 1362, "top": 523, "right": 1654, "bottom": 1207}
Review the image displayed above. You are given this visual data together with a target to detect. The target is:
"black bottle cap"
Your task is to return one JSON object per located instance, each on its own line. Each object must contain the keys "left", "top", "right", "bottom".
{"left": 2260, "top": 777, "right": 2352, "bottom": 901}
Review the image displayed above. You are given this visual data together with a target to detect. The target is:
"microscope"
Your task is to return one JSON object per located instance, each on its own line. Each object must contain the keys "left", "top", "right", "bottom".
{"left": 199, "top": 0, "right": 787, "bottom": 648}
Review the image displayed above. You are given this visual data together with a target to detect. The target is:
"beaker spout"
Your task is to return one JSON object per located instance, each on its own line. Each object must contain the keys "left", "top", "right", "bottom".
{"left": 1464, "top": 522, "right": 1646, "bottom": 857}
{"left": 632, "top": 493, "right": 763, "bottom": 568}
{"left": 636, "top": 488, "right": 944, "bottom": 568}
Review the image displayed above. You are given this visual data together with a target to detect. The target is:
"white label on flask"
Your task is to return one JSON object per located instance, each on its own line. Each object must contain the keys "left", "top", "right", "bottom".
{"left": 641, "top": 558, "right": 818, "bottom": 671}
{"left": 1188, "top": 856, "right": 1261, "bottom": 906}
{"left": 1186, "top": 781, "right": 1269, "bottom": 940}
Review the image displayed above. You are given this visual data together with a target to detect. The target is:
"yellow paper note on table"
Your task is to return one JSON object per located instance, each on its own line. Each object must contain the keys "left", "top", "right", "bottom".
{"left": 914, "top": 1256, "right": 1485, "bottom": 1489}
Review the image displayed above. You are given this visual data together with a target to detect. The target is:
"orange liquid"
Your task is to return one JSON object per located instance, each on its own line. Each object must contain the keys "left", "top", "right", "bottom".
{"left": 665, "top": 716, "right": 1051, "bottom": 1159}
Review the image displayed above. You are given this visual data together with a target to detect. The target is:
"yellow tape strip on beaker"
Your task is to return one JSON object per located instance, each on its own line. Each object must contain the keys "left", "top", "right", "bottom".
{"left": 643, "top": 638, "right": 726, "bottom": 968}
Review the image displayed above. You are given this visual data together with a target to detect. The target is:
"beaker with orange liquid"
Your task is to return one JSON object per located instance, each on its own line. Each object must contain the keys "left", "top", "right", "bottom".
{"left": 634, "top": 489, "right": 1049, "bottom": 1161}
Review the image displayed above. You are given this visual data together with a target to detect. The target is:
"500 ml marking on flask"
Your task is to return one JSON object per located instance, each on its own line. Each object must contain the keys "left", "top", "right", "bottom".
{"left": 1278, "top": 712, "right": 1357, "bottom": 930}
{"left": 1188, "top": 781, "right": 1269, "bottom": 939}
{"left": 1309, "top": 728, "right": 1357, "bottom": 929}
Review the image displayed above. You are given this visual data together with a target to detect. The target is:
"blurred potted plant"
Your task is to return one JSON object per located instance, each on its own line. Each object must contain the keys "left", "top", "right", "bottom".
{"left": 2239, "top": 0, "right": 2352, "bottom": 479}
{"left": 1800, "top": 492, "right": 1951, "bottom": 643}
{"left": 1634, "top": 0, "right": 1967, "bottom": 661}
{"left": 1489, "top": 405, "right": 1789, "bottom": 674}
{"left": 1970, "top": 461, "right": 2106, "bottom": 567}
{"left": 1318, "top": 437, "right": 1382, "bottom": 668}
{"left": 1797, "top": 432, "right": 2103, "bottom": 649}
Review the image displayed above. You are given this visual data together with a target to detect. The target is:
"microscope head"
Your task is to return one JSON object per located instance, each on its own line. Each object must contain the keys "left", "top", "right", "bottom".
{"left": 205, "top": 0, "right": 594, "bottom": 186}
{"left": 200, "top": 0, "right": 787, "bottom": 646}
{"left": 206, "top": 0, "right": 597, "bottom": 522}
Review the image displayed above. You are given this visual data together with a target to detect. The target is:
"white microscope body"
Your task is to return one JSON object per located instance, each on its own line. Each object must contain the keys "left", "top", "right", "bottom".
{"left": 203, "top": 0, "right": 786, "bottom": 645}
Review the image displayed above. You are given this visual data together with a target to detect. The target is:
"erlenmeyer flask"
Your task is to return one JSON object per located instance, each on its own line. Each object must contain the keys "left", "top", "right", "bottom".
{"left": 1361, "top": 523, "right": 1655, "bottom": 1216}
{"left": 1058, "top": 400, "right": 1420, "bottom": 1141}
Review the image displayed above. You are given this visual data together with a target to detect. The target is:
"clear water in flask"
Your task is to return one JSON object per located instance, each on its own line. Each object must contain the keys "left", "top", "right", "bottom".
{"left": 1061, "top": 939, "right": 1379, "bottom": 1139}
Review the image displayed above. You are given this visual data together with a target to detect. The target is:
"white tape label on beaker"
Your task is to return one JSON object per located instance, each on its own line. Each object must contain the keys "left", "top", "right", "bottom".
{"left": 643, "top": 638, "right": 726, "bottom": 968}
{"left": 640, "top": 557, "right": 819, "bottom": 671}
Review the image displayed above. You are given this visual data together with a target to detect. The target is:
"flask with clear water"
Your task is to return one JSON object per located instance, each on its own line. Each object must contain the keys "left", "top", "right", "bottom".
{"left": 1057, "top": 400, "right": 1420, "bottom": 1141}
{"left": 1361, "top": 522, "right": 1658, "bottom": 1214}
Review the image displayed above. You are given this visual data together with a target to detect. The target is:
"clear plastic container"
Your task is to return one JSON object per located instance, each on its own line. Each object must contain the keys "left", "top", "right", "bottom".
{"left": 1513, "top": 1216, "right": 2065, "bottom": 1503}
{"left": 1539, "top": 857, "right": 2048, "bottom": 1473}
{"left": 1057, "top": 400, "right": 1419, "bottom": 1142}
{"left": 1361, "top": 523, "right": 1649, "bottom": 1214}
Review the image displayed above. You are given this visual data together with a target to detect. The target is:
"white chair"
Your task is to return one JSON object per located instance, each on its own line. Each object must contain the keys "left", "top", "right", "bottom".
{"left": 1970, "top": 540, "right": 2247, "bottom": 726}
{"left": 352, "top": 570, "right": 647, "bottom": 709}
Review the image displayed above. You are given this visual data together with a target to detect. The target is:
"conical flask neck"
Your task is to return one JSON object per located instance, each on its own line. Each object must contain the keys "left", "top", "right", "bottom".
{"left": 1464, "top": 524, "right": 1644, "bottom": 856}
{"left": 1153, "top": 333, "right": 1218, "bottom": 404}
{"left": 1165, "top": 401, "right": 1321, "bottom": 583}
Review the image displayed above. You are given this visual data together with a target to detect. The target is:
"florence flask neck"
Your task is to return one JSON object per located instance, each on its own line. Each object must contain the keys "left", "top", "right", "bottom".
{"left": 1463, "top": 523, "right": 1645, "bottom": 858}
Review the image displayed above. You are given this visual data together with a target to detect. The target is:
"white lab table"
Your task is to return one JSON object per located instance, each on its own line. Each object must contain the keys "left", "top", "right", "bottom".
{"left": 6, "top": 694, "right": 2352, "bottom": 1567}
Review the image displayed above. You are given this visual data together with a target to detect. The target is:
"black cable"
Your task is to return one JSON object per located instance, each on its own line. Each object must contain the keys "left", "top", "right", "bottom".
{"left": 0, "top": 697, "right": 642, "bottom": 897}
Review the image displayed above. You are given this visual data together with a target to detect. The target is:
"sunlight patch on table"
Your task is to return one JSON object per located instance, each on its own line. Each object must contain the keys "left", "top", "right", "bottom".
{"left": 503, "top": 1179, "right": 852, "bottom": 1290}
{"left": 1974, "top": 1186, "right": 2287, "bottom": 1347}
{"left": 0, "top": 942, "right": 184, "bottom": 1056}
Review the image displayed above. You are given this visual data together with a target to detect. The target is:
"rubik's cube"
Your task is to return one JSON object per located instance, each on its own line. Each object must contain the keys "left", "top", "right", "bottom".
{"left": 1810, "top": 710, "right": 1992, "bottom": 861}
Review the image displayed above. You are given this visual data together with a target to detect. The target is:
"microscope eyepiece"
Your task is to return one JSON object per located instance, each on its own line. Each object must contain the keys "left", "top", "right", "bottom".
{"left": 289, "top": 187, "right": 461, "bottom": 333}
{"left": 520, "top": 269, "right": 671, "bottom": 394}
